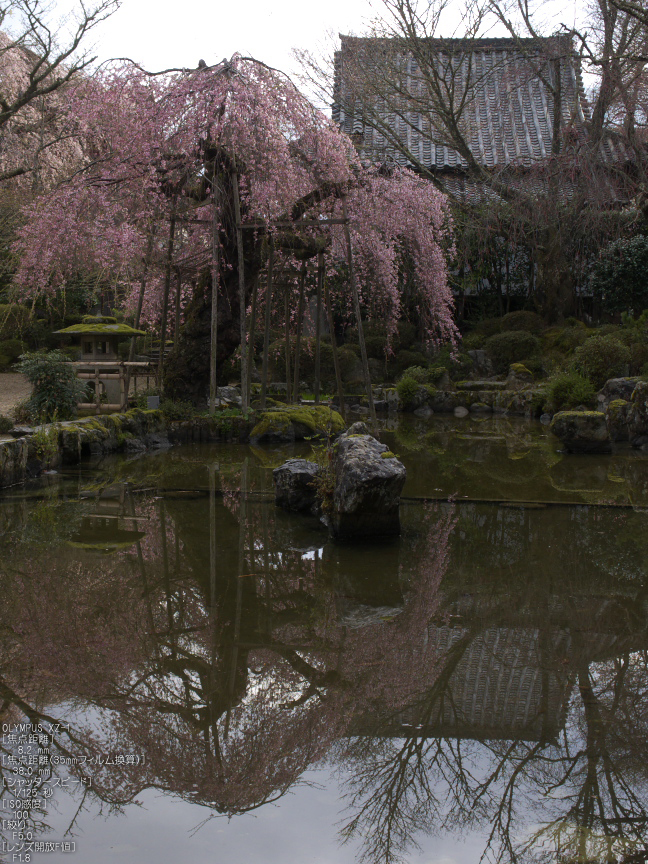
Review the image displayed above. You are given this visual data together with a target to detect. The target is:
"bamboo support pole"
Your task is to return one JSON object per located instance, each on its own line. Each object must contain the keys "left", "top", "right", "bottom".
{"left": 94, "top": 367, "right": 100, "bottom": 415}
{"left": 260, "top": 238, "right": 274, "bottom": 411}
{"left": 126, "top": 229, "right": 156, "bottom": 399}
{"left": 292, "top": 262, "right": 307, "bottom": 402}
{"left": 209, "top": 175, "right": 221, "bottom": 415}
{"left": 158, "top": 197, "right": 178, "bottom": 384}
{"left": 173, "top": 268, "right": 182, "bottom": 347}
{"left": 245, "top": 274, "right": 258, "bottom": 409}
{"left": 284, "top": 282, "right": 292, "bottom": 405}
{"left": 315, "top": 252, "right": 323, "bottom": 405}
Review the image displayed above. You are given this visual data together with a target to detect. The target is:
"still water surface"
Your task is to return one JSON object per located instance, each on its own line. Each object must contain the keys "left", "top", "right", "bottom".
{"left": 1, "top": 415, "right": 648, "bottom": 863}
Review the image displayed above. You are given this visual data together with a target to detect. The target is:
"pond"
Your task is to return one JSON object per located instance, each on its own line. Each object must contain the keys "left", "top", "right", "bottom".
{"left": 1, "top": 414, "right": 648, "bottom": 864}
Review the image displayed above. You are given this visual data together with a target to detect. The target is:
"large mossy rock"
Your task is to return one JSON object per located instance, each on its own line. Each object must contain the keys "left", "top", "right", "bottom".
{"left": 0, "top": 437, "right": 28, "bottom": 488}
{"left": 273, "top": 459, "right": 321, "bottom": 514}
{"left": 629, "top": 380, "right": 648, "bottom": 444}
{"left": 550, "top": 411, "right": 611, "bottom": 454}
{"left": 596, "top": 377, "right": 640, "bottom": 410}
{"left": 605, "top": 399, "right": 631, "bottom": 442}
{"left": 250, "top": 406, "right": 344, "bottom": 444}
{"left": 330, "top": 433, "right": 406, "bottom": 539}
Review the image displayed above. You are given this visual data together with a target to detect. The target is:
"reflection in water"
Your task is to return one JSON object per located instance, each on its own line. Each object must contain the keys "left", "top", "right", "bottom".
{"left": 0, "top": 426, "right": 647, "bottom": 863}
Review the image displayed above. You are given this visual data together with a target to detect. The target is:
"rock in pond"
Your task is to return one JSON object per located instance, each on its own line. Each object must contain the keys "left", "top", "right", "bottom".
{"left": 273, "top": 459, "right": 321, "bottom": 514}
{"left": 550, "top": 411, "right": 611, "bottom": 454}
{"left": 413, "top": 406, "right": 434, "bottom": 418}
{"left": 330, "top": 433, "right": 406, "bottom": 540}
{"left": 250, "top": 406, "right": 345, "bottom": 444}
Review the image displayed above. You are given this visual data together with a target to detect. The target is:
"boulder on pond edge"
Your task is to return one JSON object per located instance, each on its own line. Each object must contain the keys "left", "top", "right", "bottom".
{"left": 250, "top": 406, "right": 344, "bottom": 444}
{"left": 273, "top": 459, "right": 321, "bottom": 515}
{"left": 629, "top": 380, "right": 648, "bottom": 444}
{"left": 605, "top": 399, "right": 631, "bottom": 442}
{"left": 550, "top": 411, "right": 611, "bottom": 454}
{"left": 330, "top": 432, "right": 406, "bottom": 540}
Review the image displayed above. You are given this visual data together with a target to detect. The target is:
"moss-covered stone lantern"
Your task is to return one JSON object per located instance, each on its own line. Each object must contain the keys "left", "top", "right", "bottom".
{"left": 55, "top": 315, "right": 148, "bottom": 413}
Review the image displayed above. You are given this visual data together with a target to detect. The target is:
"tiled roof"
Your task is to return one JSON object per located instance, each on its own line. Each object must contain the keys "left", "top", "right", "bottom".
{"left": 333, "top": 35, "right": 630, "bottom": 175}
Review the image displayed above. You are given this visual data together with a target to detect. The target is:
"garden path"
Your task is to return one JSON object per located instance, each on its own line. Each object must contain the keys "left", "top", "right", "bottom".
{"left": 0, "top": 372, "right": 30, "bottom": 419}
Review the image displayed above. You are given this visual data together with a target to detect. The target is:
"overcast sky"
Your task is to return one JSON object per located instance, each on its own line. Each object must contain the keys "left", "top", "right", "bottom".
{"left": 93, "top": 0, "right": 376, "bottom": 81}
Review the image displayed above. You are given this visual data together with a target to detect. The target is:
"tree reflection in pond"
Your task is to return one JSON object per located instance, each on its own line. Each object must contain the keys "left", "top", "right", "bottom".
{"left": 0, "top": 450, "right": 647, "bottom": 864}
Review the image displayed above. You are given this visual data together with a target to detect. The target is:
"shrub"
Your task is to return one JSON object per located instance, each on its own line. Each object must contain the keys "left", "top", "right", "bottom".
{"left": 484, "top": 331, "right": 540, "bottom": 374}
{"left": 590, "top": 235, "right": 648, "bottom": 315}
{"left": 472, "top": 317, "right": 502, "bottom": 338}
{"left": 396, "top": 321, "right": 417, "bottom": 350}
{"left": 134, "top": 386, "right": 161, "bottom": 409}
{"left": 160, "top": 399, "right": 196, "bottom": 421}
{"left": 429, "top": 365, "right": 449, "bottom": 383}
{"left": 396, "top": 376, "right": 420, "bottom": 405}
{"left": 542, "top": 325, "right": 589, "bottom": 355}
{"left": 545, "top": 372, "right": 596, "bottom": 411}
{"left": 364, "top": 334, "right": 388, "bottom": 359}
{"left": 12, "top": 400, "right": 32, "bottom": 424}
{"left": 0, "top": 415, "right": 12, "bottom": 433}
{"left": 0, "top": 353, "right": 10, "bottom": 372}
{"left": 501, "top": 310, "right": 544, "bottom": 334}
{"left": 572, "top": 334, "right": 631, "bottom": 388}
{"left": 0, "top": 339, "right": 24, "bottom": 361}
{"left": 15, "top": 350, "right": 89, "bottom": 421}
{"left": 337, "top": 346, "right": 362, "bottom": 383}
{"left": 395, "top": 349, "right": 429, "bottom": 373}
{"left": 462, "top": 332, "right": 486, "bottom": 351}
{"left": 399, "top": 365, "right": 431, "bottom": 383}
{"left": 521, "top": 355, "right": 546, "bottom": 378}
{"left": 629, "top": 343, "right": 648, "bottom": 375}
{"left": 31, "top": 424, "right": 60, "bottom": 462}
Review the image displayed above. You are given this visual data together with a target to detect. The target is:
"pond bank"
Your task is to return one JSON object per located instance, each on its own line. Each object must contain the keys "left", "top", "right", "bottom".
{"left": 0, "top": 408, "right": 257, "bottom": 489}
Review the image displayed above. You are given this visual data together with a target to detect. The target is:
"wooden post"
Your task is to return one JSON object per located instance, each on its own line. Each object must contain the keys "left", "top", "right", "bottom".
{"left": 315, "top": 252, "right": 323, "bottom": 405}
{"left": 231, "top": 170, "right": 249, "bottom": 411}
{"left": 126, "top": 228, "right": 156, "bottom": 401}
{"left": 119, "top": 367, "right": 125, "bottom": 410}
{"left": 324, "top": 273, "right": 345, "bottom": 422}
{"left": 284, "top": 281, "right": 292, "bottom": 405}
{"left": 342, "top": 197, "right": 375, "bottom": 423}
{"left": 260, "top": 238, "right": 274, "bottom": 411}
{"left": 158, "top": 197, "right": 178, "bottom": 385}
{"left": 173, "top": 268, "right": 182, "bottom": 347}
{"left": 292, "top": 262, "right": 307, "bottom": 403}
{"left": 209, "top": 172, "right": 221, "bottom": 415}
{"left": 94, "top": 366, "right": 100, "bottom": 415}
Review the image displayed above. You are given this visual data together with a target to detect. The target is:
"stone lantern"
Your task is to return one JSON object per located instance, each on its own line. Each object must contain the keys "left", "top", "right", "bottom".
{"left": 55, "top": 315, "right": 148, "bottom": 413}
